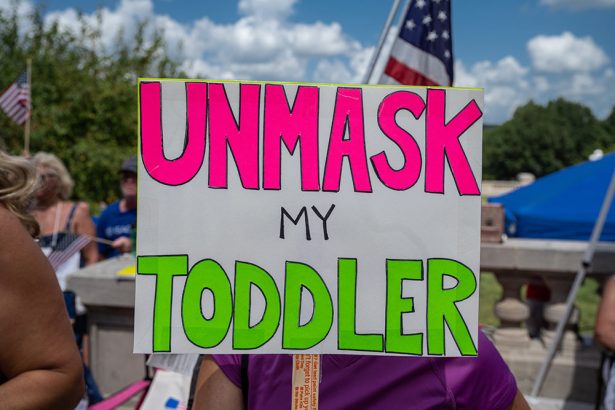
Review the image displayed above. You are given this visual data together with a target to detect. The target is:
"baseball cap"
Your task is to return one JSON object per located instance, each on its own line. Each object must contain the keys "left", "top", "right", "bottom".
{"left": 120, "top": 155, "right": 137, "bottom": 174}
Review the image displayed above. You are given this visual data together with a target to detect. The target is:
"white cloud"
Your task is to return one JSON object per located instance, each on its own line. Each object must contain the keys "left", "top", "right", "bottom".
{"left": 314, "top": 59, "right": 353, "bottom": 84}
{"left": 455, "top": 52, "right": 615, "bottom": 123}
{"left": 528, "top": 32, "right": 609, "bottom": 73}
{"left": 5, "top": 0, "right": 615, "bottom": 124}
{"left": 556, "top": 68, "right": 615, "bottom": 117}
{"left": 533, "top": 76, "right": 550, "bottom": 93}
{"left": 45, "top": 0, "right": 154, "bottom": 53}
{"left": 540, "top": 0, "right": 615, "bottom": 9}
{"left": 0, "top": 0, "right": 32, "bottom": 15}
{"left": 0, "top": 0, "right": 35, "bottom": 34}
{"left": 349, "top": 46, "right": 373, "bottom": 83}
{"left": 41, "top": 0, "right": 366, "bottom": 82}
{"left": 453, "top": 60, "right": 479, "bottom": 88}
{"left": 291, "top": 22, "right": 358, "bottom": 57}
{"left": 568, "top": 72, "right": 602, "bottom": 96}
{"left": 472, "top": 56, "right": 529, "bottom": 85}
{"left": 454, "top": 57, "right": 531, "bottom": 123}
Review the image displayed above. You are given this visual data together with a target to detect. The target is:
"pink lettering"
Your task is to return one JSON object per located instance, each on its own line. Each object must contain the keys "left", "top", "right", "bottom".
{"left": 425, "top": 89, "right": 481, "bottom": 195}
{"left": 323, "top": 88, "right": 372, "bottom": 193}
{"left": 140, "top": 82, "right": 207, "bottom": 186}
{"left": 263, "top": 85, "right": 320, "bottom": 191}
{"left": 208, "top": 83, "right": 261, "bottom": 189}
{"left": 370, "top": 91, "right": 425, "bottom": 190}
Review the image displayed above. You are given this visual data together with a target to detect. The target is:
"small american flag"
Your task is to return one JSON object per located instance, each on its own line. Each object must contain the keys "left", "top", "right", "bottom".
{"left": 0, "top": 71, "right": 30, "bottom": 125}
{"left": 47, "top": 233, "right": 92, "bottom": 271}
{"left": 380, "top": 0, "right": 454, "bottom": 86}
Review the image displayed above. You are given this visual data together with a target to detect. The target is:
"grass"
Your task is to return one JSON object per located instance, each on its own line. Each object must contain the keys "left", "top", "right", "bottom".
{"left": 479, "top": 272, "right": 501, "bottom": 327}
{"left": 479, "top": 272, "right": 601, "bottom": 335}
{"left": 576, "top": 277, "right": 601, "bottom": 335}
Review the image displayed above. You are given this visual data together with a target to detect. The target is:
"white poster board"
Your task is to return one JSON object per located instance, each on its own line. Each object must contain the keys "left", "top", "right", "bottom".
{"left": 134, "top": 79, "right": 483, "bottom": 356}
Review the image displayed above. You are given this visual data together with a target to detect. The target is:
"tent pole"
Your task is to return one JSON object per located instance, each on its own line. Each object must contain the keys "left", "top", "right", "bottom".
{"left": 530, "top": 170, "right": 615, "bottom": 397}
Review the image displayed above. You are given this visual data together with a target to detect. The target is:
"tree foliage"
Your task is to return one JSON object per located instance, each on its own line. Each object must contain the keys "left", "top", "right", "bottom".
{"left": 603, "top": 107, "right": 615, "bottom": 148}
{"left": 0, "top": 6, "right": 182, "bottom": 205}
{"left": 483, "top": 99, "right": 614, "bottom": 180}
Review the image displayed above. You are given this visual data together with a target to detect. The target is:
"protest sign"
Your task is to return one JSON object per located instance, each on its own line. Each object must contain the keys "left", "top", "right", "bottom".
{"left": 134, "top": 79, "right": 483, "bottom": 356}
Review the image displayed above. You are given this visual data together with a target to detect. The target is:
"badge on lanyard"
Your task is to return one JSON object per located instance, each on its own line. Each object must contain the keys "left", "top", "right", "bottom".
{"left": 292, "top": 354, "right": 320, "bottom": 410}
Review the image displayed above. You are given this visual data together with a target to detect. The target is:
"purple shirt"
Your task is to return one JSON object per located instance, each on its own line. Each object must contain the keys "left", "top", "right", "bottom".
{"left": 213, "top": 331, "right": 517, "bottom": 410}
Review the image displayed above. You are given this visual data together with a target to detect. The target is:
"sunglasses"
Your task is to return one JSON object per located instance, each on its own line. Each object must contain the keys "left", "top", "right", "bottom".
{"left": 121, "top": 172, "right": 137, "bottom": 181}
{"left": 38, "top": 172, "right": 58, "bottom": 181}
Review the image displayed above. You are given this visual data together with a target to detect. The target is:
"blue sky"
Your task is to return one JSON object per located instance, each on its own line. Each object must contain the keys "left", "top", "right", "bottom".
{"left": 4, "top": 0, "right": 615, "bottom": 123}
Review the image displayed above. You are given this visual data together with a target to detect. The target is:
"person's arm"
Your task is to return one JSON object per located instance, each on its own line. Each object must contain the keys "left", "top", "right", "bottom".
{"left": 0, "top": 207, "right": 84, "bottom": 409}
{"left": 595, "top": 277, "right": 615, "bottom": 350}
{"left": 192, "top": 356, "right": 243, "bottom": 410}
{"left": 111, "top": 236, "right": 132, "bottom": 254}
{"left": 73, "top": 201, "right": 99, "bottom": 265}
{"left": 446, "top": 331, "right": 528, "bottom": 410}
{"left": 95, "top": 209, "right": 111, "bottom": 260}
{"left": 508, "top": 389, "right": 530, "bottom": 410}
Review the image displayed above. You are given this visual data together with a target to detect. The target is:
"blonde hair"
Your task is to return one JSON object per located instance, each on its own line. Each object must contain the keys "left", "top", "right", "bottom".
{"left": 0, "top": 151, "right": 40, "bottom": 237}
{"left": 31, "top": 152, "right": 74, "bottom": 200}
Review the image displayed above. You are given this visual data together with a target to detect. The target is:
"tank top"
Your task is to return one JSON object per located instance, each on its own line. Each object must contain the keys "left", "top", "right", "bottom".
{"left": 38, "top": 203, "right": 81, "bottom": 290}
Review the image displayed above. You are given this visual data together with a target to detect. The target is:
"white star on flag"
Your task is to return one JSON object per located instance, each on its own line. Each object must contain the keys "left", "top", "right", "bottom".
{"left": 379, "top": 0, "right": 454, "bottom": 87}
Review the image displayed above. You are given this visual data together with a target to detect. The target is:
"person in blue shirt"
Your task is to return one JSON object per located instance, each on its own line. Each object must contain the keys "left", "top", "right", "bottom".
{"left": 96, "top": 156, "right": 137, "bottom": 259}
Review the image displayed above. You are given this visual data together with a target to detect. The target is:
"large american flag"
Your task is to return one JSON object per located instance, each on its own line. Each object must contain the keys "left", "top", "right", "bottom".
{"left": 0, "top": 71, "right": 30, "bottom": 125}
{"left": 380, "top": 0, "right": 453, "bottom": 86}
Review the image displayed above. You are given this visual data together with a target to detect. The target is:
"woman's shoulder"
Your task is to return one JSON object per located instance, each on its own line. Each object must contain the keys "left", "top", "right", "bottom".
{"left": 443, "top": 331, "right": 518, "bottom": 409}
{"left": 66, "top": 200, "right": 91, "bottom": 218}
{"left": 0, "top": 205, "right": 39, "bottom": 268}
{"left": 0, "top": 205, "right": 26, "bottom": 239}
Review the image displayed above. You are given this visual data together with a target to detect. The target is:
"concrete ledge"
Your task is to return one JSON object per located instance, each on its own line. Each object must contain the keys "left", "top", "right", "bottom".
{"left": 481, "top": 238, "right": 615, "bottom": 275}
{"left": 66, "top": 255, "right": 144, "bottom": 394}
{"left": 67, "top": 255, "right": 136, "bottom": 308}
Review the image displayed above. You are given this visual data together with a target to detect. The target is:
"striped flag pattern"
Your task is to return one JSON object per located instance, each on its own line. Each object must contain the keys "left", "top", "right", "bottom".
{"left": 0, "top": 72, "right": 30, "bottom": 125}
{"left": 47, "top": 233, "right": 92, "bottom": 271}
{"left": 380, "top": 0, "right": 453, "bottom": 86}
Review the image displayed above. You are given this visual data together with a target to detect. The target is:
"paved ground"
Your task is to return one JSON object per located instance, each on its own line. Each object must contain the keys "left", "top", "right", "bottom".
{"left": 527, "top": 396, "right": 594, "bottom": 410}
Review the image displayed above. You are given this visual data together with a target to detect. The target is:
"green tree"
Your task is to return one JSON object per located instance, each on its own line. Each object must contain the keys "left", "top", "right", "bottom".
{"left": 484, "top": 99, "right": 613, "bottom": 180}
{"left": 603, "top": 107, "right": 615, "bottom": 148}
{"left": 0, "top": 6, "right": 183, "bottom": 205}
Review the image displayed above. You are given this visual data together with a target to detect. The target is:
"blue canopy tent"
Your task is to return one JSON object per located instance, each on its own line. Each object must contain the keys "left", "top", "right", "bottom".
{"left": 489, "top": 152, "right": 615, "bottom": 241}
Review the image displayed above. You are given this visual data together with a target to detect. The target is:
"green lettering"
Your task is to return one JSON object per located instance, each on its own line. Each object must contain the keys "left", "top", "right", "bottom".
{"left": 233, "top": 262, "right": 281, "bottom": 349}
{"left": 282, "top": 261, "right": 333, "bottom": 349}
{"left": 137, "top": 255, "right": 187, "bottom": 352}
{"left": 338, "top": 258, "right": 383, "bottom": 352}
{"left": 182, "top": 259, "right": 232, "bottom": 348}
{"left": 385, "top": 259, "right": 423, "bottom": 355}
{"left": 427, "top": 258, "right": 477, "bottom": 356}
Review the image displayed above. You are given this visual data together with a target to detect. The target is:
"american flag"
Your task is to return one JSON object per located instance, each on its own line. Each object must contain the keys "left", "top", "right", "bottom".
{"left": 380, "top": 0, "right": 453, "bottom": 86}
{"left": 0, "top": 71, "right": 30, "bottom": 125}
{"left": 46, "top": 233, "right": 92, "bottom": 271}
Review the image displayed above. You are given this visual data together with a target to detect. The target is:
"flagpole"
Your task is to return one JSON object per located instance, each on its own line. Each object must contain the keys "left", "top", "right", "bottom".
{"left": 24, "top": 58, "right": 32, "bottom": 157}
{"left": 362, "top": 0, "right": 408, "bottom": 84}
